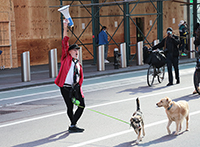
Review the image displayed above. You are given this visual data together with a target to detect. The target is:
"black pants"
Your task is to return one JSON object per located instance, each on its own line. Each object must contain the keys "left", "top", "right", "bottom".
{"left": 60, "top": 86, "right": 85, "bottom": 126}
{"left": 166, "top": 54, "right": 179, "bottom": 84}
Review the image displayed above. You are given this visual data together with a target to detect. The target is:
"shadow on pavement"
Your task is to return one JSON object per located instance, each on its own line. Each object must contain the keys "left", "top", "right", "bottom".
{"left": 115, "top": 130, "right": 189, "bottom": 147}
{"left": 173, "top": 93, "right": 200, "bottom": 102}
{"left": 117, "top": 84, "right": 168, "bottom": 95}
{"left": 114, "top": 134, "right": 176, "bottom": 147}
{"left": 13, "top": 131, "right": 69, "bottom": 147}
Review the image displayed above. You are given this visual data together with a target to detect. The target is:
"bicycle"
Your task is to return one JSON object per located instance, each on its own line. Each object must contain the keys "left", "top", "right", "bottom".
{"left": 146, "top": 49, "right": 166, "bottom": 87}
{"left": 191, "top": 50, "right": 200, "bottom": 94}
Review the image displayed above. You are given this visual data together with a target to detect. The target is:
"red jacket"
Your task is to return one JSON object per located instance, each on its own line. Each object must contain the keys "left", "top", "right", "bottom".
{"left": 55, "top": 36, "right": 84, "bottom": 97}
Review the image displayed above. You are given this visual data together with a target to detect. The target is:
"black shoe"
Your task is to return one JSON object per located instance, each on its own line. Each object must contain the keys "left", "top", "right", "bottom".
{"left": 68, "top": 126, "right": 84, "bottom": 133}
{"left": 176, "top": 79, "right": 180, "bottom": 84}
{"left": 166, "top": 83, "right": 173, "bottom": 86}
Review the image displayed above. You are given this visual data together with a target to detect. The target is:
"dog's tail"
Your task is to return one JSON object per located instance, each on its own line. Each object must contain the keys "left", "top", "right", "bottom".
{"left": 136, "top": 98, "right": 140, "bottom": 111}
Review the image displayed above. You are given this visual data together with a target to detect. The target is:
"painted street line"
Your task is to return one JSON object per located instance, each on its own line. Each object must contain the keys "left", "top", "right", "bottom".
{"left": 68, "top": 110, "right": 200, "bottom": 147}
{"left": 0, "top": 86, "right": 194, "bottom": 128}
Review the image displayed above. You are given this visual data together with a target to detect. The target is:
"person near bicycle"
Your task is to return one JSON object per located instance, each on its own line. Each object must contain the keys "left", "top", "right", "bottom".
{"left": 192, "top": 50, "right": 200, "bottom": 94}
{"left": 194, "top": 23, "right": 200, "bottom": 53}
{"left": 193, "top": 24, "right": 200, "bottom": 94}
{"left": 152, "top": 27, "right": 180, "bottom": 86}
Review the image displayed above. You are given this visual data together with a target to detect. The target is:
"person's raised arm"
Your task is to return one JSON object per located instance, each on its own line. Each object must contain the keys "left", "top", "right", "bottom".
{"left": 61, "top": 19, "right": 69, "bottom": 61}
{"left": 63, "top": 19, "right": 69, "bottom": 37}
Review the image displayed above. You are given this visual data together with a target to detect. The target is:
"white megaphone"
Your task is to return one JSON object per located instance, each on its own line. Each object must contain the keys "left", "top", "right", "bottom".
{"left": 58, "top": 5, "right": 74, "bottom": 27}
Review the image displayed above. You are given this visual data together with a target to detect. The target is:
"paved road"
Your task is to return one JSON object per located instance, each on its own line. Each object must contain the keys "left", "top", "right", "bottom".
{"left": 0, "top": 62, "right": 200, "bottom": 147}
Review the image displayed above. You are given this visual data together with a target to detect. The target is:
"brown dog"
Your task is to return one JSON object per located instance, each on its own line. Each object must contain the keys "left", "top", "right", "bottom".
{"left": 130, "top": 98, "right": 145, "bottom": 144}
{"left": 156, "top": 97, "right": 189, "bottom": 135}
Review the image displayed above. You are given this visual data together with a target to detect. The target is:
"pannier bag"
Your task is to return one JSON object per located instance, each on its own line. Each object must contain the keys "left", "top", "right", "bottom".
{"left": 149, "top": 50, "right": 166, "bottom": 68}
{"left": 143, "top": 46, "right": 151, "bottom": 64}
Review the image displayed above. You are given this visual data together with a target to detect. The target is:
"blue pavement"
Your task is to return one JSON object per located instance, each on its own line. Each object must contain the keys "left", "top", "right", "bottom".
{"left": 0, "top": 57, "right": 195, "bottom": 92}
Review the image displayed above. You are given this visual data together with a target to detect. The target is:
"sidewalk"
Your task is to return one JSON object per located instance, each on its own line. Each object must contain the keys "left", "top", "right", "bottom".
{"left": 0, "top": 57, "right": 195, "bottom": 92}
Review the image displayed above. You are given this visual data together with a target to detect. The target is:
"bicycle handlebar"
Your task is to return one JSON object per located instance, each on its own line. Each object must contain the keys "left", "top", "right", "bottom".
{"left": 190, "top": 50, "right": 200, "bottom": 54}
{"left": 148, "top": 48, "right": 163, "bottom": 53}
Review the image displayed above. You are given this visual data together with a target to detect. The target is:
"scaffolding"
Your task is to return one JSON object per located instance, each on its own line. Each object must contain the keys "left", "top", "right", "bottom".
{"left": 55, "top": 0, "right": 193, "bottom": 65}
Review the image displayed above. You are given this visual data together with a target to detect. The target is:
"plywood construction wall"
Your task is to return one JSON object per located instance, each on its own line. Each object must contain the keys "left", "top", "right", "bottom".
{"left": 13, "top": 0, "right": 61, "bottom": 66}
{"left": 0, "top": 0, "right": 17, "bottom": 68}
{"left": 0, "top": 0, "right": 185, "bottom": 67}
{"left": 61, "top": 0, "right": 184, "bottom": 59}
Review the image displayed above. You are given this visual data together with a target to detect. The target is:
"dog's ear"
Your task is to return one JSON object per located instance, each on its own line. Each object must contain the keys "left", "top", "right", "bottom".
{"left": 166, "top": 97, "right": 172, "bottom": 104}
{"left": 132, "top": 112, "right": 136, "bottom": 116}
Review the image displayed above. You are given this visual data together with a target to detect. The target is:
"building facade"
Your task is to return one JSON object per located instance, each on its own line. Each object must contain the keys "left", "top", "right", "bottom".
{"left": 0, "top": 0, "right": 189, "bottom": 68}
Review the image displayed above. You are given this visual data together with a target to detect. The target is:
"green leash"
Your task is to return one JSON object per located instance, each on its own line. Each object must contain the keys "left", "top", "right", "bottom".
{"left": 87, "top": 108, "right": 130, "bottom": 125}
{"left": 72, "top": 98, "right": 130, "bottom": 125}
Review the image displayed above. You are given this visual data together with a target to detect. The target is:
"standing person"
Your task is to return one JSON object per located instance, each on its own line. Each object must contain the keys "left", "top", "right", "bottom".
{"left": 178, "top": 20, "right": 188, "bottom": 56}
{"left": 98, "top": 26, "right": 109, "bottom": 63}
{"left": 194, "top": 23, "right": 200, "bottom": 57}
{"left": 55, "top": 19, "right": 85, "bottom": 133}
{"left": 193, "top": 23, "right": 200, "bottom": 94}
{"left": 152, "top": 27, "right": 180, "bottom": 86}
{"left": 194, "top": 22, "right": 200, "bottom": 50}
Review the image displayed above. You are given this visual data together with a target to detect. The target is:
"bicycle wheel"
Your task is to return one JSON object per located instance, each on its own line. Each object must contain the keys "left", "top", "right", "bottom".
{"left": 147, "top": 64, "right": 155, "bottom": 86}
{"left": 193, "top": 70, "right": 200, "bottom": 95}
{"left": 157, "top": 65, "right": 165, "bottom": 83}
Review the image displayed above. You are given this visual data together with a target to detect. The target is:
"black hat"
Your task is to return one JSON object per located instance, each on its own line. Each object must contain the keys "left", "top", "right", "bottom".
{"left": 167, "top": 27, "right": 173, "bottom": 32}
{"left": 68, "top": 44, "right": 80, "bottom": 51}
{"left": 102, "top": 26, "right": 107, "bottom": 30}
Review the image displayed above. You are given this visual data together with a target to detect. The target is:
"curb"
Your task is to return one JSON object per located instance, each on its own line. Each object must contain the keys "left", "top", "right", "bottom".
{"left": 0, "top": 58, "right": 196, "bottom": 92}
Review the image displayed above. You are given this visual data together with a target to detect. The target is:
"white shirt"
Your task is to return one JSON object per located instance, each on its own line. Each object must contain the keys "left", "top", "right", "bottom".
{"left": 64, "top": 60, "right": 80, "bottom": 85}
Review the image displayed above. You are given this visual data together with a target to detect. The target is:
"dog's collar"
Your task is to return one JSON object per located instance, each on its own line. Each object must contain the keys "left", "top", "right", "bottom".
{"left": 167, "top": 104, "right": 173, "bottom": 110}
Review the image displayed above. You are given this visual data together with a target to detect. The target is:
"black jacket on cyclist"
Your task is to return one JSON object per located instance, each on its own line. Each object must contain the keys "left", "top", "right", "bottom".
{"left": 152, "top": 35, "right": 179, "bottom": 57}
{"left": 152, "top": 27, "right": 180, "bottom": 86}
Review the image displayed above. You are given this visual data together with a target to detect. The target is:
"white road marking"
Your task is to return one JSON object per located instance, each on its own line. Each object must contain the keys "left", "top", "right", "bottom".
{"left": 89, "top": 86, "right": 193, "bottom": 108}
{"left": 0, "top": 111, "right": 65, "bottom": 128}
{"left": 0, "top": 65, "right": 194, "bottom": 99}
{"left": 0, "top": 73, "right": 146, "bottom": 101}
{"left": 0, "top": 86, "right": 194, "bottom": 128}
{"left": 0, "top": 69, "right": 194, "bottom": 104}
{"left": 0, "top": 90, "right": 59, "bottom": 101}
{"left": 0, "top": 75, "right": 145, "bottom": 101}
{"left": 68, "top": 110, "right": 200, "bottom": 147}
{"left": 0, "top": 84, "right": 56, "bottom": 94}
{"left": 0, "top": 95, "right": 61, "bottom": 107}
